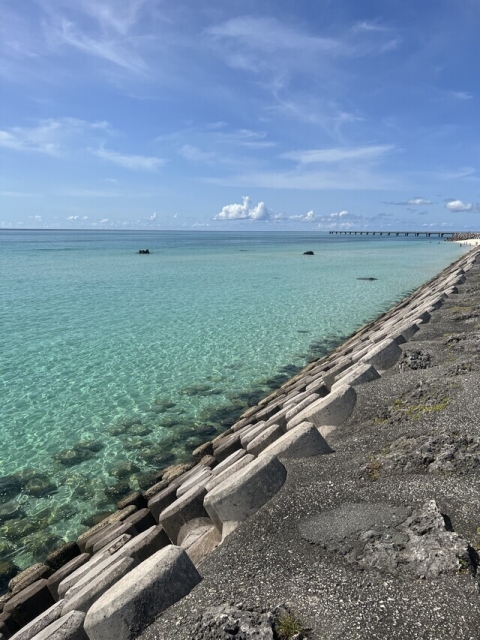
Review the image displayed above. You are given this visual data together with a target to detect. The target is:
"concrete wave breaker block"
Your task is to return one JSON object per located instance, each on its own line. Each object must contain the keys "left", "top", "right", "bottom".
{"left": 116, "top": 525, "right": 169, "bottom": 563}
{"left": 47, "top": 554, "right": 90, "bottom": 600}
{"left": 83, "top": 546, "right": 201, "bottom": 640}
{"left": 5, "top": 581, "right": 55, "bottom": 628}
{"left": 332, "top": 363, "right": 380, "bottom": 389}
{"left": 205, "top": 454, "right": 255, "bottom": 493}
{"left": 204, "top": 455, "right": 287, "bottom": 533}
{"left": 211, "top": 449, "right": 246, "bottom": 476}
{"left": 30, "top": 610, "right": 87, "bottom": 640}
{"left": 62, "top": 557, "right": 136, "bottom": 615}
{"left": 246, "top": 423, "right": 284, "bottom": 456}
{"left": 9, "top": 600, "right": 64, "bottom": 640}
{"left": 285, "top": 394, "right": 321, "bottom": 423}
{"left": 240, "top": 423, "right": 266, "bottom": 448}
{"left": 213, "top": 432, "right": 243, "bottom": 463}
{"left": 176, "top": 468, "right": 212, "bottom": 498}
{"left": 260, "top": 422, "right": 332, "bottom": 459}
{"left": 360, "top": 338, "right": 402, "bottom": 373}
{"left": 322, "top": 358, "right": 353, "bottom": 390}
{"left": 159, "top": 485, "right": 209, "bottom": 544}
{"left": 287, "top": 384, "right": 357, "bottom": 431}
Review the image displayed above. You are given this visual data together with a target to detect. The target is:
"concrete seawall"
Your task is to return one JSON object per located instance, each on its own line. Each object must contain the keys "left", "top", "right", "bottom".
{"left": 2, "top": 247, "right": 479, "bottom": 640}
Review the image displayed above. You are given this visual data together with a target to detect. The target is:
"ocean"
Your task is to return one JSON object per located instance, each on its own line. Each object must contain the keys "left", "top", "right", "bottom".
{"left": 0, "top": 229, "right": 467, "bottom": 570}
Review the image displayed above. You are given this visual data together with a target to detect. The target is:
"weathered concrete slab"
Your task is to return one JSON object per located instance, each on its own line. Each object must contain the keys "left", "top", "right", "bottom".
{"left": 360, "top": 338, "right": 402, "bottom": 373}
{"left": 246, "top": 423, "right": 284, "bottom": 456}
{"left": 322, "top": 358, "right": 353, "bottom": 389}
{"left": 45, "top": 543, "right": 80, "bottom": 573}
{"left": 239, "top": 423, "right": 266, "bottom": 448}
{"left": 9, "top": 565, "right": 51, "bottom": 596}
{"left": 123, "top": 508, "right": 156, "bottom": 534}
{"left": 9, "top": 600, "right": 63, "bottom": 640}
{"left": 117, "top": 525, "right": 170, "bottom": 563}
{"left": 90, "top": 523, "right": 136, "bottom": 555}
{"left": 116, "top": 491, "right": 147, "bottom": 511}
{"left": 205, "top": 454, "right": 255, "bottom": 493}
{"left": 260, "top": 422, "right": 333, "bottom": 459}
{"left": 176, "top": 468, "right": 212, "bottom": 498}
{"left": 212, "top": 432, "right": 243, "bottom": 463}
{"left": 57, "top": 552, "right": 111, "bottom": 599}
{"left": 0, "top": 612, "right": 19, "bottom": 638}
{"left": 148, "top": 483, "right": 180, "bottom": 524}
{"left": 287, "top": 384, "right": 357, "bottom": 431}
{"left": 285, "top": 394, "right": 321, "bottom": 422}
{"left": 47, "top": 555, "right": 90, "bottom": 600}
{"left": 332, "top": 363, "right": 380, "bottom": 389}
{"left": 204, "top": 455, "right": 287, "bottom": 533}
{"left": 62, "top": 557, "right": 136, "bottom": 615}
{"left": 210, "top": 450, "right": 246, "bottom": 476}
{"left": 4, "top": 580, "right": 55, "bottom": 628}
{"left": 94, "top": 533, "right": 132, "bottom": 556}
{"left": 159, "top": 485, "right": 209, "bottom": 544}
{"left": 31, "top": 610, "right": 87, "bottom": 640}
{"left": 83, "top": 546, "right": 201, "bottom": 640}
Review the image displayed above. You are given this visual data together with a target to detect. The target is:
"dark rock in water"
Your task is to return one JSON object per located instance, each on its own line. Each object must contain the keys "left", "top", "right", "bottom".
{"left": 12, "top": 468, "right": 40, "bottom": 485}
{"left": 53, "top": 448, "right": 94, "bottom": 466}
{"left": 25, "top": 475, "right": 57, "bottom": 498}
{"left": 303, "top": 251, "right": 314, "bottom": 255}
{"left": 0, "top": 539, "right": 15, "bottom": 557}
{"left": 118, "top": 417, "right": 142, "bottom": 428}
{"left": 138, "top": 249, "right": 150, "bottom": 254}
{"left": 104, "top": 481, "right": 131, "bottom": 501}
{"left": 27, "top": 532, "right": 65, "bottom": 563}
{"left": 107, "top": 424, "right": 129, "bottom": 436}
{"left": 158, "top": 416, "right": 182, "bottom": 428}
{"left": 0, "top": 476, "right": 22, "bottom": 503}
{"left": 0, "top": 561, "right": 19, "bottom": 592}
{"left": 0, "top": 501, "right": 26, "bottom": 523}
{"left": 180, "top": 383, "right": 215, "bottom": 396}
{"left": 82, "top": 511, "right": 113, "bottom": 528}
{"left": 1, "top": 518, "right": 39, "bottom": 541}
{"left": 135, "top": 472, "right": 158, "bottom": 490}
{"left": 185, "top": 437, "right": 206, "bottom": 452}
{"left": 123, "top": 436, "right": 148, "bottom": 451}
{"left": 154, "top": 399, "right": 176, "bottom": 410}
{"left": 116, "top": 491, "right": 147, "bottom": 511}
{"left": 45, "top": 541, "right": 80, "bottom": 571}
{"left": 129, "top": 424, "right": 152, "bottom": 437}
{"left": 108, "top": 461, "right": 140, "bottom": 479}
{"left": 73, "top": 440, "right": 104, "bottom": 453}
{"left": 357, "top": 277, "right": 378, "bottom": 281}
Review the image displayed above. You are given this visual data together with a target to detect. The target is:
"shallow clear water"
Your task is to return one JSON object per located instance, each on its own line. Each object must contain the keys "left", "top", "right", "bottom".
{"left": 0, "top": 230, "right": 467, "bottom": 569}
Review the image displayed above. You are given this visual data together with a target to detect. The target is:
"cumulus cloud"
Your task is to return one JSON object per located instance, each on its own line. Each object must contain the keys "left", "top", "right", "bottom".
{"left": 66, "top": 215, "right": 79, "bottom": 220}
{"left": 383, "top": 197, "right": 433, "bottom": 206}
{"left": 149, "top": 212, "right": 157, "bottom": 221}
{"left": 445, "top": 199, "right": 478, "bottom": 212}
{"left": 100, "top": 218, "right": 109, "bottom": 223}
{"left": 215, "top": 196, "right": 271, "bottom": 220}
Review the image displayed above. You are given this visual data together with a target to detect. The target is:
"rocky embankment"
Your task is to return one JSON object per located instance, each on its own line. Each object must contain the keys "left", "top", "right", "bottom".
{"left": 447, "top": 232, "right": 480, "bottom": 242}
{"left": 1, "top": 249, "right": 479, "bottom": 640}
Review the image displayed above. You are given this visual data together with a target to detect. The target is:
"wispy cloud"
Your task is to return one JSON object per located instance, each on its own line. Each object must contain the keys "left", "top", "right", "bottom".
{"left": 450, "top": 91, "right": 473, "bottom": 100}
{"left": 281, "top": 145, "right": 393, "bottom": 164}
{"left": 91, "top": 147, "right": 165, "bottom": 171}
{"left": 383, "top": 197, "right": 433, "bottom": 206}
{"left": 0, "top": 118, "right": 109, "bottom": 155}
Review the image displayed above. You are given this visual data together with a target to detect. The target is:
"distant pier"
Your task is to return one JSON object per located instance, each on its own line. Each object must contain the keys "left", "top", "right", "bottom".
{"left": 329, "top": 231, "right": 457, "bottom": 237}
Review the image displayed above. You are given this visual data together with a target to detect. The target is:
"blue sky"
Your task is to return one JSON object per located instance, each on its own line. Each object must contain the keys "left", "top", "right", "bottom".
{"left": 1, "top": 0, "right": 479, "bottom": 230}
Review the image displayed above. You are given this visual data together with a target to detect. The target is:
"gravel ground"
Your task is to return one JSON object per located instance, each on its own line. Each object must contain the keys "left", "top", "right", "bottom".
{"left": 140, "top": 256, "right": 480, "bottom": 640}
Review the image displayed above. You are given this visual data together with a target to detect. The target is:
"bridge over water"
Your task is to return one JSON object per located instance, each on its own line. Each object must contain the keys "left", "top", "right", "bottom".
{"left": 329, "top": 231, "right": 457, "bottom": 237}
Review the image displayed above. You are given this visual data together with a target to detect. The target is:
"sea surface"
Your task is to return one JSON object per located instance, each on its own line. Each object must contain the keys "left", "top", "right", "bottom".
{"left": 0, "top": 230, "right": 467, "bottom": 570}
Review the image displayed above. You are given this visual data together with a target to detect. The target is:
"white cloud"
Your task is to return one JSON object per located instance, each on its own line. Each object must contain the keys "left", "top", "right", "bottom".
{"left": 178, "top": 145, "right": 217, "bottom": 163}
{"left": 445, "top": 199, "right": 478, "bottom": 212}
{"left": 91, "top": 147, "right": 165, "bottom": 171}
{"left": 383, "top": 197, "right": 433, "bottom": 206}
{"left": 66, "top": 215, "right": 79, "bottom": 220}
{"left": 149, "top": 212, "right": 157, "bottom": 221}
{"left": 0, "top": 118, "right": 110, "bottom": 156}
{"left": 281, "top": 145, "right": 393, "bottom": 164}
{"left": 100, "top": 218, "right": 109, "bottom": 223}
{"left": 215, "top": 196, "right": 272, "bottom": 220}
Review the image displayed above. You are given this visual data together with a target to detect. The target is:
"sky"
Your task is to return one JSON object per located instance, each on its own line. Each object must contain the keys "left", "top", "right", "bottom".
{"left": 1, "top": 0, "right": 480, "bottom": 231}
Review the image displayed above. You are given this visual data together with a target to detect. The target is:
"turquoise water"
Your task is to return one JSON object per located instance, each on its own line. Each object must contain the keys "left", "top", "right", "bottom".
{"left": 0, "top": 230, "right": 467, "bottom": 570}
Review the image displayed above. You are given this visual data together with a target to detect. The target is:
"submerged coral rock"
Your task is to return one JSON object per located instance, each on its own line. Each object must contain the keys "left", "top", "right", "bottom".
{"left": 0, "top": 501, "right": 26, "bottom": 523}
{"left": 108, "top": 461, "right": 140, "bottom": 479}
{"left": 25, "top": 475, "right": 57, "bottom": 498}
{"left": 0, "top": 476, "right": 22, "bottom": 502}
{"left": 53, "top": 448, "right": 95, "bottom": 466}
